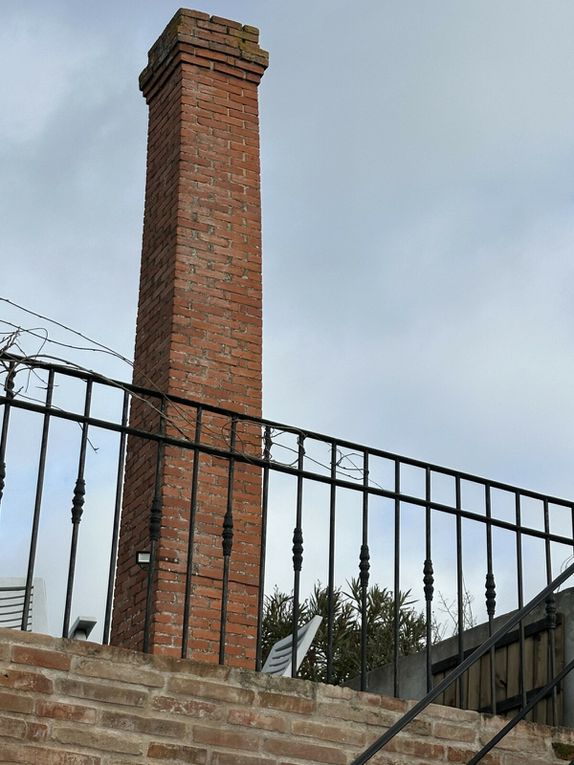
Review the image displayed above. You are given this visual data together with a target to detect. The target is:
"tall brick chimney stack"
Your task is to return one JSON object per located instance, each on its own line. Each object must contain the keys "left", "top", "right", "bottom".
{"left": 111, "top": 10, "right": 268, "bottom": 665}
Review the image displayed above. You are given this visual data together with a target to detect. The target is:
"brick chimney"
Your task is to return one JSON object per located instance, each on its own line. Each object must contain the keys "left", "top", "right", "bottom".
{"left": 111, "top": 9, "right": 268, "bottom": 665}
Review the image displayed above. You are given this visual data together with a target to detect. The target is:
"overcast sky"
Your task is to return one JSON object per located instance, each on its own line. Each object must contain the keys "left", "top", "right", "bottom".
{"left": 2, "top": 1, "right": 574, "bottom": 632}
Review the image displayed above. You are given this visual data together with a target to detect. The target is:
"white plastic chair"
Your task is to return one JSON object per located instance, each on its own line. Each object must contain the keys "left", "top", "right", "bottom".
{"left": 0, "top": 578, "right": 48, "bottom": 633}
{"left": 262, "top": 615, "right": 323, "bottom": 677}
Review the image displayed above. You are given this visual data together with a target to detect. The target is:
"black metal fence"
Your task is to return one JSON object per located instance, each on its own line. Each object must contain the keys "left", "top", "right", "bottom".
{"left": 351, "top": 559, "right": 574, "bottom": 765}
{"left": 1, "top": 352, "right": 573, "bottom": 719}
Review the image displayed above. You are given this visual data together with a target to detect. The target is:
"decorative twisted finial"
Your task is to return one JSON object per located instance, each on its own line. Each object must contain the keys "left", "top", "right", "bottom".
{"left": 485, "top": 572, "right": 496, "bottom": 619}
{"left": 222, "top": 508, "right": 233, "bottom": 558}
{"left": 292, "top": 526, "right": 303, "bottom": 572}
{"left": 423, "top": 558, "right": 434, "bottom": 603}
{"left": 359, "top": 544, "right": 370, "bottom": 590}
{"left": 70, "top": 478, "right": 85, "bottom": 525}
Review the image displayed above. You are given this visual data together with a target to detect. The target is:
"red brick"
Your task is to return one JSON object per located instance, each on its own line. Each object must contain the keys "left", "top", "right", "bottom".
{"left": 193, "top": 726, "right": 259, "bottom": 750}
{"left": 0, "top": 744, "right": 101, "bottom": 765}
{"left": 0, "top": 669, "right": 53, "bottom": 694}
{"left": 148, "top": 743, "right": 207, "bottom": 764}
{"left": 56, "top": 678, "right": 147, "bottom": 707}
{"left": 317, "top": 700, "right": 397, "bottom": 727}
{"left": 72, "top": 658, "right": 164, "bottom": 687}
{"left": 0, "top": 690, "right": 34, "bottom": 714}
{"left": 263, "top": 738, "right": 346, "bottom": 765}
{"left": 227, "top": 708, "right": 287, "bottom": 733}
{"left": 11, "top": 646, "right": 71, "bottom": 671}
{"left": 385, "top": 736, "right": 445, "bottom": 760}
{"left": 291, "top": 719, "right": 365, "bottom": 746}
{"left": 152, "top": 695, "right": 221, "bottom": 720}
{"left": 0, "top": 714, "right": 27, "bottom": 739}
{"left": 167, "top": 676, "right": 254, "bottom": 705}
{"left": 52, "top": 725, "right": 143, "bottom": 756}
{"left": 100, "top": 710, "right": 185, "bottom": 738}
{"left": 259, "top": 691, "right": 316, "bottom": 715}
{"left": 212, "top": 755, "right": 274, "bottom": 765}
{"left": 25, "top": 721, "right": 48, "bottom": 741}
{"left": 446, "top": 746, "right": 501, "bottom": 764}
{"left": 211, "top": 15, "right": 243, "bottom": 30}
{"left": 433, "top": 721, "right": 476, "bottom": 743}
{"left": 35, "top": 700, "right": 97, "bottom": 724}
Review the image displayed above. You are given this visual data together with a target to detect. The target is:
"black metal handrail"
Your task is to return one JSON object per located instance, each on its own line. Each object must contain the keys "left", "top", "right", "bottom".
{"left": 1, "top": 351, "right": 573, "bottom": 707}
{"left": 467, "top": 656, "right": 574, "bottom": 764}
{"left": 350, "top": 560, "right": 574, "bottom": 763}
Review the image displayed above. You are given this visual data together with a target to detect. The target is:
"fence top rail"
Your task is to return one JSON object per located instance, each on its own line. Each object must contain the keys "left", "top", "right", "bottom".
{"left": 1, "top": 351, "right": 573, "bottom": 510}
{"left": 2, "top": 391, "right": 573, "bottom": 545}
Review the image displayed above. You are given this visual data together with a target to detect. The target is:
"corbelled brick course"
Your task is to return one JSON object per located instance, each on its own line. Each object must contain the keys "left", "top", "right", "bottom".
{"left": 1, "top": 629, "right": 574, "bottom": 765}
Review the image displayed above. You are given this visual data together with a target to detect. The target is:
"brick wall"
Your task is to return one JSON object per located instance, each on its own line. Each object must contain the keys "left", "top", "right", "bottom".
{"left": 1, "top": 628, "right": 574, "bottom": 765}
{"left": 111, "top": 10, "right": 268, "bottom": 664}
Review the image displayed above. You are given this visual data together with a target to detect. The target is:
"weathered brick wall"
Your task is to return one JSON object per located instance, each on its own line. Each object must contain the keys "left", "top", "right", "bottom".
{"left": 1, "top": 629, "right": 574, "bottom": 765}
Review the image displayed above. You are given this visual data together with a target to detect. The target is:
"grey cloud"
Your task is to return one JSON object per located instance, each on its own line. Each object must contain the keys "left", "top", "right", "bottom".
{"left": 3, "top": 0, "right": 574, "bottom": 629}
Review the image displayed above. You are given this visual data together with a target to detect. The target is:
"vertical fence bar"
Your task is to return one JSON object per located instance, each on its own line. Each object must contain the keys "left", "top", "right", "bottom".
{"left": 485, "top": 482, "right": 497, "bottom": 715}
{"left": 393, "top": 458, "right": 401, "bottom": 698}
{"left": 515, "top": 492, "right": 527, "bottom": 710}
{"left": 543, "top": 500, "right": 552, "bottom": 583}
{"left": 102, "top": 389, "right": 129, "bottom": 645}
{"left": 454, "top": 475, "right": 465, "bottom": 707}
{"left": 22, "top": 368, "right": 54, "bottom": 631}
{"left": 424, "top": 466, "right": 434, "bottom": 693}
{"left": 545, "top": 593, "right": 557, "bottom": 725}
{"left": 219, "top": 415, "right": 237, "bottom": 665}
{"left": 143, "top": 398, "right": 166, "bottom": 654}
{"left": 291, "top": 433, "right": 305, "bottom": 678}
{"left": 326, "top": 441, "right": 337, "bottom": 684}
{"left": 62, "top": 379, "right": 93, "bottom": 639}
{"left": 359, "top": 450, "right": 370, "bottom": 692}
{"left": 256, "top": 425, "right": 272, "bottom": 671}
{"left": 0, "top": 361, "right": 16, "bottom": 508}
{"left": 543, "top": 498, "right": 557, "bottom": 724}
{"left": 182, "top": 407, "right": 203, "bottom": 659}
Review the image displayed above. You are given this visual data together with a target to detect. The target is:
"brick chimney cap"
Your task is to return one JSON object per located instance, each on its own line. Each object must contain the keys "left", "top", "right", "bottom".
{"left": 139, "top": 8, "right": 269, "bottom": 96}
